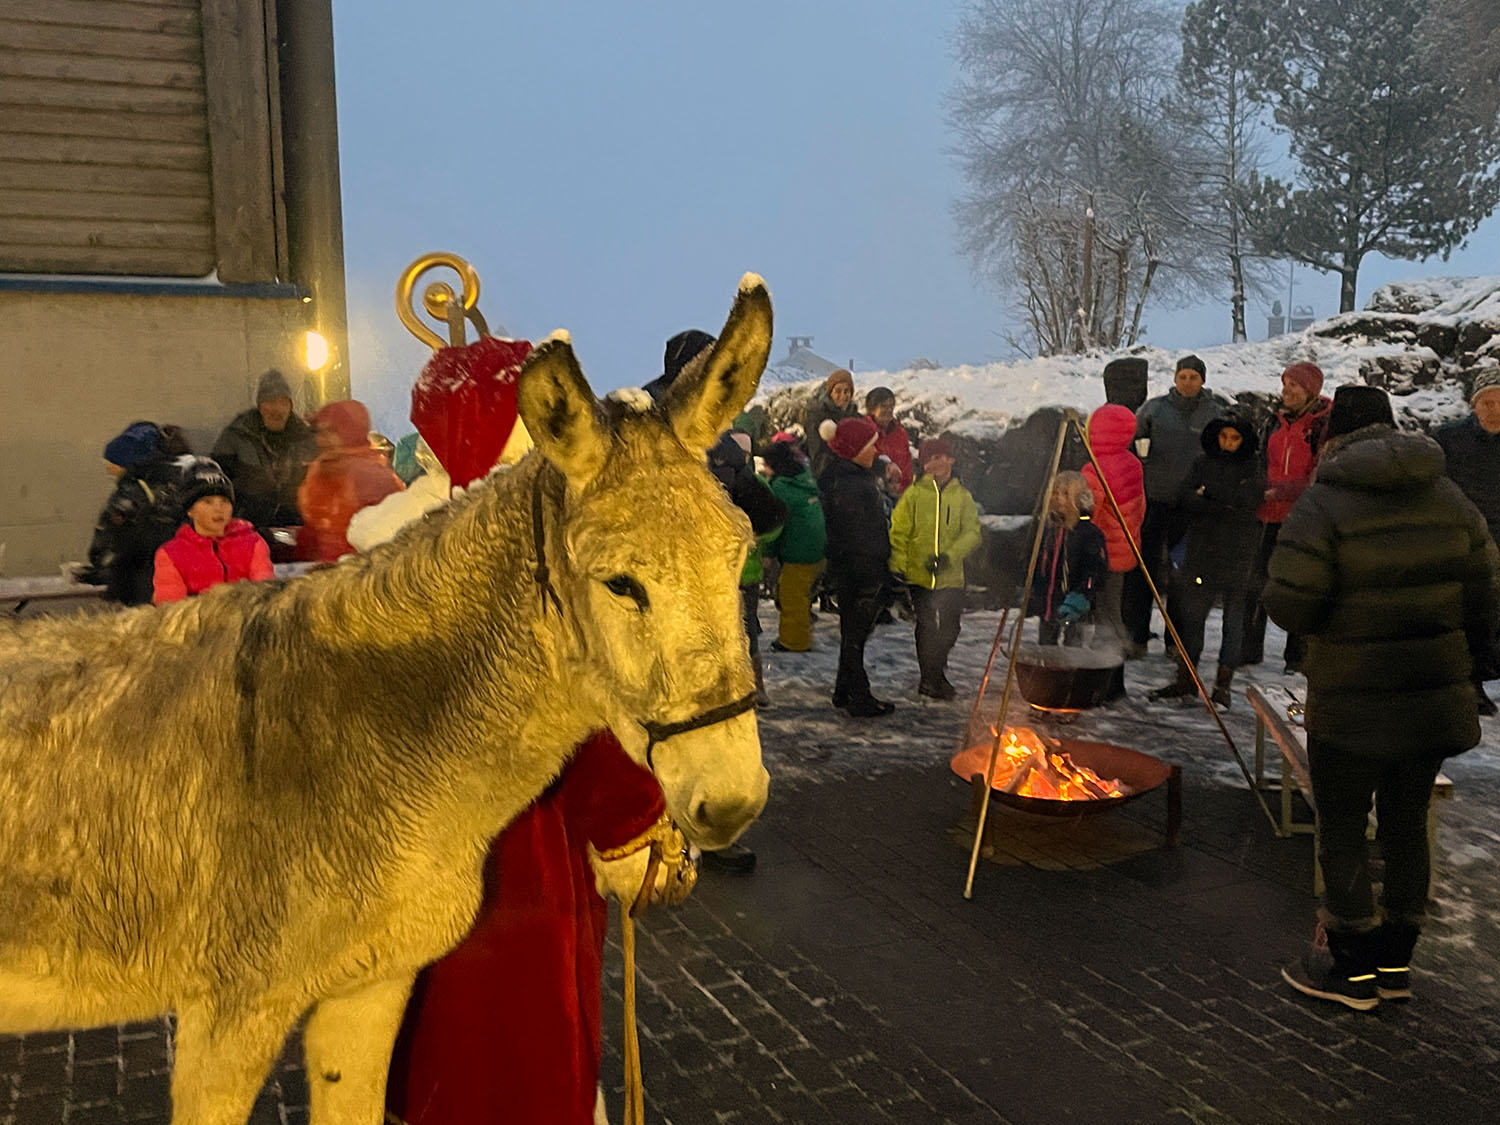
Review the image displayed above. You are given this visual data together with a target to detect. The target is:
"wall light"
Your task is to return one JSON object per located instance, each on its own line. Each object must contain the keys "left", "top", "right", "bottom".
{"left": 304, "top": 330, "right": 330, "bottom": 372}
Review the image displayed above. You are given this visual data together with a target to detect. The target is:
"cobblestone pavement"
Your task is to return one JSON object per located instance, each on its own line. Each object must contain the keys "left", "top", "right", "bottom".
{"left": 5, "top": 629, "right": 1500, "bottom": 1122}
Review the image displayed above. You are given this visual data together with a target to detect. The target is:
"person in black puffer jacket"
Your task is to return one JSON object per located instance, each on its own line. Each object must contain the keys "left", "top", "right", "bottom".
{"left": 79, "top": 421, "right": 194, "bottom": 605}
{"left": 1149, "top": 414, "right": 1264, "bottom": 707}
{"left": 1265, "top": 385, "right": 1500, "bottom": 1011}
{"left": 817, "top": 416, "right": 895, "bottom": 717}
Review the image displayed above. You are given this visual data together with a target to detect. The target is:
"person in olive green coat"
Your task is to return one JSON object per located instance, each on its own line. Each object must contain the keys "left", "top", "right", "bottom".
{"left": 1265, "top": 385, "right": 1500, "bottom": 1012}
{"left": 888, "top": 438, "right": 982, "bottom": 699}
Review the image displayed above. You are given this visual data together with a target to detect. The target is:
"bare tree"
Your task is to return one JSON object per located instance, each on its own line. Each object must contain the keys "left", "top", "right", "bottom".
{"left": 950, "top": 0, "right": 1219, "bottom": 354}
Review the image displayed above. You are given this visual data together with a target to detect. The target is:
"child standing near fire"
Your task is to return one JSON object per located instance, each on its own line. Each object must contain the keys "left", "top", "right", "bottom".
{"left": 1028, "top": 471, "right": 1109, "bottom": 646}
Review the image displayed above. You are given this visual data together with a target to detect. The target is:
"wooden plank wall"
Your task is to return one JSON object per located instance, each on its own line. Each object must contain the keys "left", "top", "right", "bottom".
{"left": 0, "top": 0, "right": 285, "bottom": 281}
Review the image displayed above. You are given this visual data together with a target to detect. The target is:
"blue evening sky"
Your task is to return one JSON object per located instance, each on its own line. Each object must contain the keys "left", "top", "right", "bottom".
{"left": 332, "top": 0, "right": 1500, "bottom": 434}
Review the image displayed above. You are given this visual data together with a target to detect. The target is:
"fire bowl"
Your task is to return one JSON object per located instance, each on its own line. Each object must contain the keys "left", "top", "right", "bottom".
{"left": 951, "top": 738, "right": 1175, "bottom": 818}
{"left": 1012, "top": 647, "right": 1123, "bottom": 712}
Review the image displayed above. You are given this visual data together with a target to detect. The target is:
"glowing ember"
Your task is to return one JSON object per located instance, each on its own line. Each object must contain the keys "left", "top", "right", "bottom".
{"left": 988, "top": 726, "right": 1130, "bottom": 800}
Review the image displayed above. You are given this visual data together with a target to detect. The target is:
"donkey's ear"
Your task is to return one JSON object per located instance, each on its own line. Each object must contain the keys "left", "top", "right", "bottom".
{"left": 517, "top": 334, "right": 609, "bottom": 488}
{"left": 664, "top": 274, "right": 773, "bottom": 453}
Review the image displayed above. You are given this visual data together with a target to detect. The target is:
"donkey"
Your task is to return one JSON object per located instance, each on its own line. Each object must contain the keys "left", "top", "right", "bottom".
{"left": 0, "top": 276, "right": 774, "bottom": 1124}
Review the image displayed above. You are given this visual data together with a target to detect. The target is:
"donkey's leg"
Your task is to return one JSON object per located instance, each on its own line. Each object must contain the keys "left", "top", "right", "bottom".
{"left": 171, "top": 1000, "right": 297, "bottom": 1125}
{"left": 302, "top": 975, "right": 415, "bottom": 1125}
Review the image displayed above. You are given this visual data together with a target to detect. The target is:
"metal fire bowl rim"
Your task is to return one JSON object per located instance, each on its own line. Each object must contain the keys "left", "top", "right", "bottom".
{"left": 950, "top": 737, "right": 1173, "bottom": 817}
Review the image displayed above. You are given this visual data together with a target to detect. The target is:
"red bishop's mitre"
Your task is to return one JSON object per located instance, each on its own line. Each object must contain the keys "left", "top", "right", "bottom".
{"left": 410, "top": 335, "right": 532, "bottom": 490}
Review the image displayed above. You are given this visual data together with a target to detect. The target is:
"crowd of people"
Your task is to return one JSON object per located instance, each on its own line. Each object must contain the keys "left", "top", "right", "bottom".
{"left": 80, "top": 369, "right": 405, "bottom": 607}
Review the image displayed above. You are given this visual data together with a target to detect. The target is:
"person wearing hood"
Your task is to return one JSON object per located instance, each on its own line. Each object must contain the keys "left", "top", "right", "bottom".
{"left": 1243, "top": 362, "right": 1333, "bottom": 673}
{"left": 296, "top": 399, "right": 405, "bottom": 563}
{"left": 819, "top": 415, "right": 896, "bottom": 716}
{"left": 210, "top": 368, "right": 318, "bottom": 532}
{"left": 1080, "top": 404, "right": 1147, "bottom": 657}
{"left": 865, "top": 386, "right": 913, "bottom": 492}
{"left": 152, "top": 459, "right": 272, "bottom": 603}
{"left": 804, "top": 368, "right": 859, "bottom": 479}
{"left": 1435, "top": 367, "right": 1500, "bottom": 715}
{"left": 1148, "top": 414, "right": 1264, "bottom": 707}
{"left": 763, "top": 440, "right": 826, "bottom": 653}
{"left": 79, "top": 421, "right": 195, "bottom": 605}
{"left": 1264, "top": 385, "right": 1499, "bottom": 1012}
{"left": 888, "top": 437, "right": 981, "bottom": 699}
{"left": 1124, "top": 355, "right": 1225, "bottom": 654}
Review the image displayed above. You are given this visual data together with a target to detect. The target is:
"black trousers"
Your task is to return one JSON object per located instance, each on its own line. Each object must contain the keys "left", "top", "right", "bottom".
{"left": 1121, "top": 500, "right": 1189, "bottom": 646}
{"left": 1307, "top": 739, "right": 1446, "bottom": 929}
{"left": 1242, "top": 522, "right": 1306, "bottom": 668}
{"left": 913, "top": 586, "right": 965, "bottom": 685}
{"left": 831, "top": 556, "right": 887, "bottom": 703}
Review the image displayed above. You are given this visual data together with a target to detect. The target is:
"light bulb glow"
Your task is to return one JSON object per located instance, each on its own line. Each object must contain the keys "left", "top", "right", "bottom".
{"left": 304, "top": 330, "right": 330, "bottom": 372}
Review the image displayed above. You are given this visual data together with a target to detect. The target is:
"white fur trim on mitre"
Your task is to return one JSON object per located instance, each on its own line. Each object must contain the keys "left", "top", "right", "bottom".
{"left": 605, "top": 387, "right": 656, "bottom": 413}
{"left": 818, "top": 418, "right": 838, "bottom": 442}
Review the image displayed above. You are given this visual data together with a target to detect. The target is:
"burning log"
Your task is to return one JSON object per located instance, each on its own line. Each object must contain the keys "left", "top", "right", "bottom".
{"left": 988, "top": 726, "right": 1130, "bottom": 801}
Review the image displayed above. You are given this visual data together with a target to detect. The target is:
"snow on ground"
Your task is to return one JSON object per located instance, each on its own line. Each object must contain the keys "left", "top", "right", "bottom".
{"left": 761, "top": 275, "right": 1500, "bottom": 442}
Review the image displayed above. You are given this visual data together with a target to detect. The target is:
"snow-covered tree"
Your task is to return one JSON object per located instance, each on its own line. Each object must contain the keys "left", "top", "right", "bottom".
{"left": 949, "top": 0, "right": 1218, "bottom": 355}
{"left": 1240, "top": 0, "right": 1500, "bottom": 313}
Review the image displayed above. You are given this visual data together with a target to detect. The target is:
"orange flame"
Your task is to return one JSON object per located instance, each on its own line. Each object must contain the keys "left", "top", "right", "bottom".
{"left": 989, "top": 726, "right": 1128, "bottom": 800}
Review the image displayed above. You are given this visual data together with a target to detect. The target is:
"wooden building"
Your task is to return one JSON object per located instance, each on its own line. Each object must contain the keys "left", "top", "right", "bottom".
{"left": 0, "top": 0, "right": 349, "bottom": 575}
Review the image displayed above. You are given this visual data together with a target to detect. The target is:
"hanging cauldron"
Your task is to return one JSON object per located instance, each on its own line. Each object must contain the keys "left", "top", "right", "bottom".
{"left": 1012, "top": 644, "right": 1123, "bottom": 712}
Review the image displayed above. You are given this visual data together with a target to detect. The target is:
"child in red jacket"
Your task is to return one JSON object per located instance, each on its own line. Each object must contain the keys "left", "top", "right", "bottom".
{"left": 152, "top": 460, "right": 273, "bottom": 604}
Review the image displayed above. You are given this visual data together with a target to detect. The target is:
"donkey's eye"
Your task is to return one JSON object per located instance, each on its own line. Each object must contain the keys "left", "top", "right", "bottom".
{"left": 603, "top": 574, "right": 650, "bottom": 610}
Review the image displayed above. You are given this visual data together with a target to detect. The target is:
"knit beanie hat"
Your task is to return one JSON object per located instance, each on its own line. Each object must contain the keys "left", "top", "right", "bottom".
{"left": 1102, "top": 357, "right": 1149, "bottom": 411}
{"left": 662, "top": 330, "right": 715, "bottom": 385}
{"left": 1326, "top": 385, "right": 1395, "bottom": 437}
{"left": 864, "top": 386, "right": 895, "bottom": 411}
{"left": 1280, "top": 362, "right": 1325, "bottom": 398}
{"left": 823, "top": 368, "right": 854, "bottom": 397}
{"left": 1175, "top": 354, "right": 1207, "bottom": 380}
{"left": 1469, "top": 368, "right": 1500, "bottom": 404}
{"left": 918, "top": 437, "right": 954, "bottom": 463}
{"left": 256, "top": 368, "right": 294, "bottom": 404}
{"left": 763, "top": 440, "right": 805, "bottom": 478}
{"left": 180, "top": 457, "right": 235, "bottom": 510}
{"left": 827, "top": 416, "right": 879, "bottom": 461}
{"left": 104, "top": 421, "right": 161, "bottom": 469}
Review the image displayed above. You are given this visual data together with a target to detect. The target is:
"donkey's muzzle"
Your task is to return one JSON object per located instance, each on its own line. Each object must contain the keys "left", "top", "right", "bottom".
{"left": 687, "top": 777, "right": 769, "bottom": 850}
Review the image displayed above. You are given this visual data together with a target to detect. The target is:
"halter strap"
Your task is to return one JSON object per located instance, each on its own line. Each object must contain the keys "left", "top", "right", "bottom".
{"left": 530, "top": 471, "right": 564, "bottom": 618}
{"left": 643, "top": 691, "right": 759, "bottom": 770}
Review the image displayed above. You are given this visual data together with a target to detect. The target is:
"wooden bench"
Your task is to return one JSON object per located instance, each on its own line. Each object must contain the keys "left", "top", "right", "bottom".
{"left": 1245, "top": 685, "right": 1453, "bottom": 893}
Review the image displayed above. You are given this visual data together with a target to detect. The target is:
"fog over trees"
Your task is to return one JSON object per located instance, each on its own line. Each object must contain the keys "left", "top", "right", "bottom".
{"left": 951, "top": 0, "right": 1500, "bottom": 354}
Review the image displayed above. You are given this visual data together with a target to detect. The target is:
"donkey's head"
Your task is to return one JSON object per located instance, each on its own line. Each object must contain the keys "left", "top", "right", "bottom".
{"left": 516, "top": 275, "right": 772, "bottom": 849}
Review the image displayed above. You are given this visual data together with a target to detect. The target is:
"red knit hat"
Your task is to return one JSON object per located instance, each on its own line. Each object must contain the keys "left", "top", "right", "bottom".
{"left": 1280, "top": 362, "right": 1324, "bottom": 398}
{"left": 918, "top": 437, "right": 954, "bottom": 462}
{"left": 828, "top": 416, "right": 879, "bottom": 460}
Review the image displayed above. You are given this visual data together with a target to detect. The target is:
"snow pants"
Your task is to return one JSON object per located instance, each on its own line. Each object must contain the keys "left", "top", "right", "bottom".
{"left": 1308, "top": 739, "right": 1445, "bottom": 930}
{"left": 775, "top": 560, "right": 824, "bottom": 652}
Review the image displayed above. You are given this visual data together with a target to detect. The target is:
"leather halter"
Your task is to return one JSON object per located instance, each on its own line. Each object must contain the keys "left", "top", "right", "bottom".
{"left": 529, "top": 468, "right": 759, "bottom": 773}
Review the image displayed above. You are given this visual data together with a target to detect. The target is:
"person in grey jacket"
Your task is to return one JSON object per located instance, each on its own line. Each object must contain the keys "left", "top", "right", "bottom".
{"left": 1265, "top": 385, "right": 1500, "bottom": 1011}
{"left": 1122, "top": 355, "right": 1225, "bottom": 654}
{"left": 210, "top": 369, "right": 317, "bottom": 533}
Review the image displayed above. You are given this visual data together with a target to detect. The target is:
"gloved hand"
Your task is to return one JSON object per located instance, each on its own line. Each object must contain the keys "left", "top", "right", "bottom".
{"left": 924, "top": 555, "right": 942, "bottom": 576}
{"left": 1057, "top": 591, "right": 1091, "bottom": 623}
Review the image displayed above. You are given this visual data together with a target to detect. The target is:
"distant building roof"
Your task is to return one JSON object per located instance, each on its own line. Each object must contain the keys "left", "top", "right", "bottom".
{"left": 767, "top": 336, "right": 840, "bottom": 384}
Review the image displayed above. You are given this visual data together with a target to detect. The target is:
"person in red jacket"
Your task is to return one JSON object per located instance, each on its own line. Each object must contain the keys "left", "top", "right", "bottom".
{"left": 152, "top": 459, "right": 274, "bottom": 604}
{"left": 1243, "top": 362, "right": 1331, "bottom": 672}
{"left": 865, "top": 386, "right": 913, "bottom": 493}
{"left": 1081, "top": 404, "right": 1146, "bottom": 658}
{"left": 296, "top": 399, "right": 404, "bottom": 562}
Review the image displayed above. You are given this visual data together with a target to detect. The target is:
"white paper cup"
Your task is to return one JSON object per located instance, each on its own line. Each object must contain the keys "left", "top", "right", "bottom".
{"left": 1134, "top": 437, "right": 1151, "bottom": 458}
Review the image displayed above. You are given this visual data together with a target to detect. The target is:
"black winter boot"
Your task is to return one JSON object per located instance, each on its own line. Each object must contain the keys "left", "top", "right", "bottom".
{"left": 1210, "top": 664, "right": 1235, "bottom": 709}
{"left": 1374, "top": 920, "right": 1421, "bottom": 1000}
{"left": 1148, "top": 662, "right": 1197, "bottom": 701}
{"left": 1282, "top": 923, "right": 1379, "bottom": 1011}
